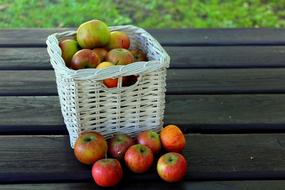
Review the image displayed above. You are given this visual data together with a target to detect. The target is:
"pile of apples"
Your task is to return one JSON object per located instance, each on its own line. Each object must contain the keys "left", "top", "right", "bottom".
{"left": 74, "top": 125, "right": 187, "bottom": 187}
{"left": 59, "top": 19, "right": 148, "bottom": 88}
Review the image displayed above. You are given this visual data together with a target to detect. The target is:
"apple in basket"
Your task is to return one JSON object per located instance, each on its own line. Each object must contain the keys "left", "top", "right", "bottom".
{"left": 130, "top": 49, "right": 148, "bottom": 62}
{"left": 77, "top": 19, "right": 110, "bottom": 49}
{"left": 137, "top": 130, "right": 161, "bottom": 154}
{"left": 96, "top": 61, "right": 128, "bottom": 88}
{"left": 106, "top": 31, "right": 130, "bottom": 50}
{"left": 74, "top": 131, "right": 108, "bottom": 165}
{"left": 124, "top": 144, "right": 154, "bottom": 173}
{"left": 108, "top": 133, "right": 135, "bottom": 160}
{"left": 106, "top": 48, "right": 134, "bottom": 65}
{"left": 93, "top": 48, "right": 108, "bottom": 62}
{"left": 59, "top": 39, "right": 80, "bottom": 67}
{"left": 157, "top": 152, "right": 187, "bottom": 182}
{"left": 70, "top": 49, "right": 100, "bottom": 70}
{"left": 92, "top": 158, "right": 123, "bottom": 187}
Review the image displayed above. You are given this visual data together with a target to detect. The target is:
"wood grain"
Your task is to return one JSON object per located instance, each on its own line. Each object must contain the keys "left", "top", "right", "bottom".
{"left": 2, "top": 68, "right": 285, "bottom": 95}
{"left": 0, "top": 134, "right": 285, "bottom": 182}
{"left": 2, "top": 46, "right": 285, "bottom": 69}
{"left": 1, "top": 95, "right": 285, "bottom": 133}
{"left": 2, "top": 29, "right": 285, "bottom": 46}
{"left": 1, "top": 181, "right": 285, "bottom": 190}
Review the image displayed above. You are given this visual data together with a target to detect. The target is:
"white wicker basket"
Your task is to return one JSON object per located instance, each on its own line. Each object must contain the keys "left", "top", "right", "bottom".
{"left": 46, "top": 25, "right": 170, "bottom": 148}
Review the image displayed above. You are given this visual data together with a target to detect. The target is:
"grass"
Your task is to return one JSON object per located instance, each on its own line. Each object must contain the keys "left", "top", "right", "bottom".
{"left": 0, "top": 0, "right": 285, "bottom": 28}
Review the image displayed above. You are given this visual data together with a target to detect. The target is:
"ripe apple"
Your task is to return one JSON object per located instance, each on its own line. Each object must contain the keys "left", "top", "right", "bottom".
{"left": 96, "top": 61, "right": 128, "bottom": 88}
{"left": 157, "top": 152, "right": 187, "bottom": 182}
{"left": 59, "top": 39, "right": 80, "bottom": 67}
{"left": 160, "top": 125, "right": 185, "bottom": 152}
{"left": 106, "top": 31, "right": 130, "bottom": 50}
{"left": 108, "top": 133, "right": 135, "bottom": 160}
{"left": 70, "top": 49, "right": 100, "bottom": 70}
{"left": 74, "top": 131, "right": 107, "bottom": 165}
{"left": 124, "top": 144, "right": 154, "bottom": 173}
{"left": 106, "top": 48, "right": 134, "bottom": 65}
{"left": 137, "top": 130, "right": 161, "bottom": 154}
{"left": 130, "top": 49, "right": 148, "bottom": 62}
{"left": 77, "top": 19, "right": 110, "bottom": 49}
{"left": 92, "top": 158, "right": 123, "bottom": 187}
{"left": 93, "top": 48, "right": 108, "bottom": 62}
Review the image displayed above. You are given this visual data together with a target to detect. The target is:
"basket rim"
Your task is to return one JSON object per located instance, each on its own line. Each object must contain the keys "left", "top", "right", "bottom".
{"left": 46, "top": 25, "right": 170, "bottom": 80}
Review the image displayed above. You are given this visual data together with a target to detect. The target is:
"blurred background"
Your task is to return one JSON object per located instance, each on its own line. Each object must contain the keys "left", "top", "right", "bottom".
{"left": 1, "top": 0, "right": 285, "bottom": 28}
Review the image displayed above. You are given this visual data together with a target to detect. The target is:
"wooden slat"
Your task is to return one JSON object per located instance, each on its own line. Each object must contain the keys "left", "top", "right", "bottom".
{"left": 1, "top": 29, "right": 285, "bottom": 46}
{"left": 0, "top": 134, "right": 285, "bottom": 182}
{"left": 1, "top": 95, "right": 285, "bottom": 133}
{"left": 2, "top": 46, "right": 285, "bottom": 70}
{"left": 0, "top": 48, "right": 50, "bottom": 70}
{"left": 165, "top": 46, "right": 285, "bottom": 68}
{"left": 1, "top": 181, "right": 285, "bottom": 190}
{"left": 1, "top": 68, "right": 285, "bottom": 96}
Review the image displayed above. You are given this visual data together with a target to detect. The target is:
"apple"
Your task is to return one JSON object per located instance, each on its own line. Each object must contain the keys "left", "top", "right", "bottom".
{"left": 124, "top": 144, "right": 154, "bottom": 173}
{"left": 137, "top": 130, "right": 161, "bottom": 154}
{"left": 92, "top": 158, "right": 123, "bottom": 187}
{"left": 93, "top": 48, "right": 108, "bottom": 62}
{"left": 59, "top": 39, "right": 80, "bottom": 67}
{"left": 70, "top": 49, "right": 100, "bottom": 70}
{"left": 74, "top": 131, "right": 107, "bottom": 165}
{"left": 130, "top": 49, "right": 148, "bottom": 62}
{"left": 96, "top": 61, "right": 128, "bottom": 88}
{"left": 157, "top": 152, "right": 187, "bottom": 182}
{"left": 77, "top": 19, "right": 110, "bottom": 49}
{"left": 108, "top": 133, "right": 135, "bottom": 160}
{"left": 160, "top": 125, "right": 185, "bottom": 152}
{"left": 106, "top": 48, "right": 134, "bottom": 65}
{"left": 106, "top": 31, "right": 130, "bottom": 50}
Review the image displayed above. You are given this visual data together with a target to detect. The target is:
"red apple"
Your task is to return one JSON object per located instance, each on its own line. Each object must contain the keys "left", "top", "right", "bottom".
{"left": 157, "top": 152, "right": 187, "bottom": 182}
{"left": 93, "top": 48, "right": 108, "bottom": 62}
{"left": 108, "top": 133, "right": 135, "bottom": 160}
{"left": 160, "top": 125, "right": 185, "bottom": 152}
{"left": 130, "top": 49, "right": 148, "bottom": 62}
{"left": 74, "top": 131, "right": 107, "bottom": 165}
{"left": 124, "top": 144, "right": 154, "bottom": 173}
{"left": 70, "top": 49, "right": 100, "bottom": 70}
{"left": 137, "top": 130, "right": 161, "bottom": 154}
{"left": 106, "top": 31, "right": 130, "bottom": 50}
{"left": 92, "top": 158, "right": 123, "bottom": 187}
{"left": 77, "top": 19, "right": 110, "bottom": 49}
{"left": 106, "top": 48, "right": 134, "bottom": 65}
{"left": 59, "top": 39, "right": 80, "bottom": 67}
{"left": 96, "top": 61, "right": 128, "bottom": 88}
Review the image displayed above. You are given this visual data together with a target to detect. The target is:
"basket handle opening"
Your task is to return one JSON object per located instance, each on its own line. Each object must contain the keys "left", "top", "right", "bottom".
{"left": 100, "top": 74, "right": 142, "bottom": 93}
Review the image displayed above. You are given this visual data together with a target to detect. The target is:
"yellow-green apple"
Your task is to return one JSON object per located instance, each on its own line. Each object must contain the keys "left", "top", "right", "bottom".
{"left": 70, "top": 49, "right": 100, "bottom": 70}
{"left": 92, "top": 158, "right": 123, "bottom": 187}
{"left": 108, "top": 134, "right": 135, "bottom": 160}
{"left": 160, "top": 125, "right": 185, "bottom": 152}
{"left": 106, "top": 31, "right": 130, "bottom": 50}
{"left": 74, "top": 131, "right": 107, "bottom": 165}
{"left": 106, "top": 48, "right": 134, "bottom": 65}
{"left": 124, "top": 144, "right": 154, "bottom": 173}
{"left": 130, "top": 49, "right": 148, "bottom": 62}
{"left": 59, "top": 39, "right": 80, "bottom": 67}
{"left": 157, "top": 152, "right": 187, "bottom": 182}
{"left": 93, "top": 48, "right": 108, "bottom": 62}
{"left": 137, "top": 130, "right": 161, "bottom": 154}
{"left": 77, "top": 19, "right": 110, "bottom": 49}
{"left": 96, "top": 61, "right": 127, "bottom": 88}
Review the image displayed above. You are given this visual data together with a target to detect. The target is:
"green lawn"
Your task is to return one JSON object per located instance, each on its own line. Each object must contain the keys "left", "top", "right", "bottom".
{"left": 1, "top": 0, "right": 285, "bottom": 28}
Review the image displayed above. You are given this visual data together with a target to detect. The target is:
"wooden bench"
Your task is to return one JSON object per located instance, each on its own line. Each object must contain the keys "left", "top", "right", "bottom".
{"left": 1, "top": 28, "right": 285, "bottom": 189}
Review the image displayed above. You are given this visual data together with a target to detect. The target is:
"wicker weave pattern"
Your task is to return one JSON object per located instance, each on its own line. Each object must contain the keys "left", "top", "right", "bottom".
{"left": 46, "top": 25, "right": 170, "bottom": 148}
